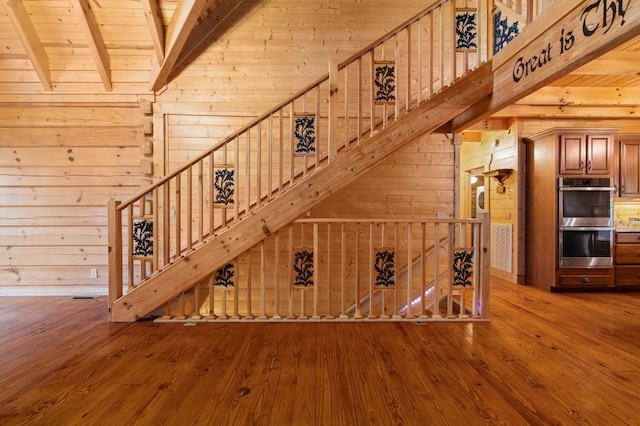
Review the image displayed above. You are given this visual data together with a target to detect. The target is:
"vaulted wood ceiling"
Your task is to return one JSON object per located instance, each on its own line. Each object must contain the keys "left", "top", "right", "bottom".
{"left": 0, "top": 0, "right": 243, "bottom": 94}
{"left": 0, "top": 0, "right": 639, "bottom": 119}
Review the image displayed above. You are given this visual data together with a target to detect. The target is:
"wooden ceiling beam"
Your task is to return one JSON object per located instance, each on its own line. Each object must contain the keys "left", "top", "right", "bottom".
{"left": 149, "top": 0, "right": 211, "bottom": 91}
{"left": 493, "top": 104, "right": 640, "bottom": 118}
{"left": 142, "top": 0, "right": 165, "bottom": 64}
{"left": 2, "top": 0, "right": 52, "bottom": 91}
{"left": 517, "top": 87, "right": 640, "bottom": 106}
{"left": 70, "top": 0, "right": 112, "bottom": 91}
{"left": 175, "top": 0, "right": 244, "bottom": 67}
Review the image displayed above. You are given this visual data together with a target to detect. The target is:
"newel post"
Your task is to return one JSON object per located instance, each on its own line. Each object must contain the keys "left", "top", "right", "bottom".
{"left": 108, "top": 199, "right": 123, "bottom": 319}
{"left": 328, "top": 59, "right": 339, "bottom": 162}
{"left": 479, "top": 211, "right": 491, "bottom": 318}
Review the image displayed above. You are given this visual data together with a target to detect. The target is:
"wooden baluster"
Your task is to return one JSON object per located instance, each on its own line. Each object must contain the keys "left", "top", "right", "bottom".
{"left": 432, "top": 222, "right": 442, "bottom": 319}
{"left": 197, "top": 160, "right": 204, "bottom": 244}
{"left": 234, "top": 136, "right": 240, "bottom": 221}
{"left": 326, "top": 223, "right": 334, "bottom": 319}
{"left": 447, "top": 222, "right": 455, "bottom": 318}
{"left": 246, "top": 249, "right": 253, "bottom": 320}
{"left": 428, "top": 11, "right": 434, "bottom": 96}
{"left": 232, "top": 256, "right": 240, "bottom": 319}
{"left": 174, "top": 174, "right": 181, "bottom": 257}
{"left": 344, "top": 64, "right": 350, "bottom": 149}
{"left": 394, "top": 34, "right": 399, "bottom": 120}
{"left": 314, "top": 86, "right": 320, "bottom": 170}
{"left": 256, "top": 121, "right": 262, "bottom": 207}
{"left": 278, "top": 109, "right": 283, "bottom": 193}
{"left": 127, "top": 204, "right": 134, "bottom": 289}
{"left": 472, "top": 221, "right": 480, "bottom": 317}
{"left": 479, "top": 212, "right": 491, "bottom": 319}
{"left": 245, "top": 132, "right": 251, "bottom": 215}
{"left": 340, "top": 223, "right": 348, "bottom": 319}
{"left": 405, "top": 25, "right": 411, "bottom": 112}
{"left": 220, "top": 285, "right": 228, "bottom": 320}
{"left": 268, "top": 114, "right": 273, "bottom": 202}
{"left": 417, "top": 16, "right": 423, "bottom": 105}
{"left": 163, "top": 183, "right": 170, "bottom": 263}
{"left": 451, "top": 1, "right": 457, "bottom": 80}
{"left": 260, "top": 240, "right": 267, "bottom": 319}
{"left": 328, "top": 59, "right": 338, "bottom": 162}
{"left": 354, "top": 223, "right": 362, "bottom": 319}
{"left": 288, "top": 225, "right": 295, "bottom": 319}
{"left": 368, "top": 223, "right": 375, "bottom": 319}
{"left": 392, "top": 223, "right": 401, "bottom": 319}
{"left": 208, "top": 152, "right": 214, "bottom": 236}
{"left": 357, "top": 57, "right": 362, "bottom": 143}
{"left": 289, "top": 103, "right": 295, "bottom": 187}
{"left": 312, "top": 223, "right": 320, "bottom": 319}
{"left": 369, "top": 51, "right": 375, "bottom": 136}
{"left": 207, "top": 274, "right": 215, "bottom": 319}
{"left": 420, "top": 222, "right": 428, "bottom": 319}
{"left": 273, "top": 231, "right": 281, "bottom": 319}
{"left": 186, "top": 167, "right": 193, "bottom": 251}
{"left": 406, "top": 222, "right": 413, "bottom": 319}
{"left": 107, "top": 200, "right": 122, "bottom": 317}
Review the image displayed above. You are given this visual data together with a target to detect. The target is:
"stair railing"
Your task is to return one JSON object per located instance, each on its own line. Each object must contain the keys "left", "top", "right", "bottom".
{"left": 155, "top": 214, "right": 491, "bottom": 321}
{"left": 108, "top": 0, "right": 495, "bottom": 305}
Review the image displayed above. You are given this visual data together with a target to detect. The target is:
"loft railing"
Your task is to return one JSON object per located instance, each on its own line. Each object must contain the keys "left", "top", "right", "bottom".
{"left": 155, "top": 215, "right": 491, "bottom": 322}
{"left": 494, "top": 0, "right": 558, "bottom": 23}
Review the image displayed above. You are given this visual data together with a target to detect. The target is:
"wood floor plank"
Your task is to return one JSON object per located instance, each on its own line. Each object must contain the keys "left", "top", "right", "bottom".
{"left": 1, "top": 278, "right": 640, "bottom": 425}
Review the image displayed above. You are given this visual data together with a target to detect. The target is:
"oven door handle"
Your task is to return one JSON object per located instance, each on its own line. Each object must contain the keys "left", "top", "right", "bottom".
{"left": 559, "top": 226, "right": 614, "bottom": 232}
{"left": 559, "top": 187, "right": 617, "bottom": 192}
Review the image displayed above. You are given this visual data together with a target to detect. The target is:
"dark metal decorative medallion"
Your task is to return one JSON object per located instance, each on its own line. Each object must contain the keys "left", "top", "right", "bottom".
{"left": 294, "top": 115, "right": 316, "bottom": 156}
{"left": 493, "top": 10, "right": 519, "bottom": 54}
{"left": 214, "top": 263, "right": 235, "bottom": 287}
{"left": 453, "top": 248, "right": 474, "bottom": 287}
{"left": 374, "top": 248, "right": 395, "bottom": 287}
{"left": 293, "top": 248, "right": 314, "bottom": 287}
{"left": 214, "top": 168, "right": 235, "bottom": 205}
{"left": 456, "top": 10, "right": 478, "bottom": 50}
{"left": 133, "top": 219, "right": 153, "bottom": 257}
{"left": 374, "top": 61, "right": 396, "bottom": 103}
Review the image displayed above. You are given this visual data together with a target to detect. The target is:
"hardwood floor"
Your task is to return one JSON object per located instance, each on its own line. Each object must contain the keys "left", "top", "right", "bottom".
{"left": 1, "top": 278, "right": 639, "bottom": 425}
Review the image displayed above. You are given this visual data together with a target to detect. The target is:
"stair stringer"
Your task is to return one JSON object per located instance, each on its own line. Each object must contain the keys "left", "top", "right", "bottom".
{"left": 110, "top": 63, "right": 493, "bottom": 322}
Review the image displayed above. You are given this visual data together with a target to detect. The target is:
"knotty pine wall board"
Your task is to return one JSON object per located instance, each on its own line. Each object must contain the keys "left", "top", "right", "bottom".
{"left": 0, "top": 104, "right": 147, "bottom": 295}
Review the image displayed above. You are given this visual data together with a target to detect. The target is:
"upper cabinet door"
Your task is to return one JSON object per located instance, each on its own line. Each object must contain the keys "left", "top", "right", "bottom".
{"left": 559, "top": 133, "right": 612, "bottom": 176}
{"left": 587, "top": 135, "right": 612, "bottom": 174}
{"left": 620, "top": 139, "right": 640, "bottom": 197}
{"left": 559, "top": 134, "right": 587, "bottom": 175}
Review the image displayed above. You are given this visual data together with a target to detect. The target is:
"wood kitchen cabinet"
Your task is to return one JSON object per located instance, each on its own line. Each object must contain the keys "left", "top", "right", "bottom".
{"left": 525, "top": 128, "right": 616, "bottom": 291}
{"left": 617, "top": 135, "right": 640, "bottom": 198}
{"left": 559, "top": 133, "right": 612, "bottom": 176}
{"left": 615, "top": 232, "right": 640, "bottom": 286}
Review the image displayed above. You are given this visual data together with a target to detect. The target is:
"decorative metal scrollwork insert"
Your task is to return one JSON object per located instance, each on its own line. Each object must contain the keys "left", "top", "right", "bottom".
{"left": 453, "top": 248, "right": 474, "bottom": 287}
{"left": 214, "top": 263, "right": 235, "bottom": 287}
{"left": 294, "top": 115, "right": 316, "bottom": 156}
{"left": 133, "top": 219, "right": 153, "bottom": 257}
{"left": 374, "top": 62, "right": 396, "bottom": 103}
{"left": 293, "top": 248, "right": 314, "bottom": 287}
{"left": 374, "top": 248, "right": 395, "bottom": 288}
{"left": 456, "top": 10, "right": 478, "bottom": 50}
{"left": 214, "top": 168, "right": 235, "bottom": 205}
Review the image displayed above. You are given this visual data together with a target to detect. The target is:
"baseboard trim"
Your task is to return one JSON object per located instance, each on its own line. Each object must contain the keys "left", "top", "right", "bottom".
{"left": 0, "top": 286, "right": 108, "bottom": 297}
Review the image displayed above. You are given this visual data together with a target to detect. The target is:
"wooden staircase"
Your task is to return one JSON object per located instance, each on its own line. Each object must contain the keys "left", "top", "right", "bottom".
{"left": 108, "top": 0, "right": 503, "bottom": 322}
{"left": 110, "top": 66, "right": 492, "bottom": 321}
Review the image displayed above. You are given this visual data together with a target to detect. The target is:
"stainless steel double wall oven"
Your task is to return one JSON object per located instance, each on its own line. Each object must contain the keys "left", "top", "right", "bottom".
{"left": 558, "top": 178, "right": 616, "bottom": 268}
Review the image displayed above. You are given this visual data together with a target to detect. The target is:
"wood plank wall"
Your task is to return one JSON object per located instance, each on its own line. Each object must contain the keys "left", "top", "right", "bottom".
{"left": 0, "top": 103, "right": 148, "bottom": 295}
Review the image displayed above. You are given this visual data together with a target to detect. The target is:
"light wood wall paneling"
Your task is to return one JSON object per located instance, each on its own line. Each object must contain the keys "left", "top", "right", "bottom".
{"left": 0, "top": 103, "right": 146, "bottom": 294}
